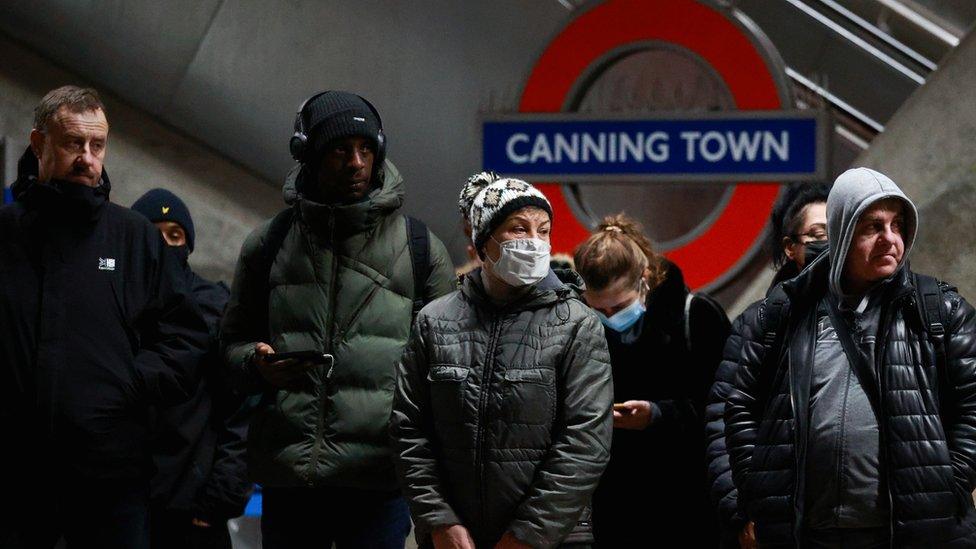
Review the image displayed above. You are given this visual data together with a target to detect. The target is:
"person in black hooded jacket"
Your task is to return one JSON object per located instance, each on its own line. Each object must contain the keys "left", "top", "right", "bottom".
{"left": 706, "top": 182, "right": 828, "bottom": 548}
{"left": 574, "top": 213, "right": 730, "bottom": 547}
{"left": 725, "top": 168, "right": 976, "bottom": 547}
{"left": 0, "top": 86, "right": 209, "bottom": 549}
{"left": 131, "top": 188, "right": 252, "bottom": 549}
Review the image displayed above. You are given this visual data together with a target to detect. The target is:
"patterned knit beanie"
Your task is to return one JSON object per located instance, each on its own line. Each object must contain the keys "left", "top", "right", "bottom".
{"left": 457, "top": 170, "right": 500, "bottom": 218}
{"left": 469, "top": 178, "right": 552, "bottom": 254}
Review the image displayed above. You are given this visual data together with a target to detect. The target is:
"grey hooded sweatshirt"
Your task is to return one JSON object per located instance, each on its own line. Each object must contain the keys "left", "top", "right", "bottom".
{"left": 804, "top": 168, "right": 919, "bottom": 531}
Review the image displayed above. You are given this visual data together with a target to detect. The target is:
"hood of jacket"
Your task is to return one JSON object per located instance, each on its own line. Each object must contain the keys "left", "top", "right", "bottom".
{"left": 281, "top": 158, "right": 404, "bottom": 237}
{"left": 12, "top": 145, "right": 111, "bottom": 222}
{"left": 460, "top": 267, "right": 585, "bottom": 312}
{"left": 827, "top": 167, "right": 917, "bottom": 299}
{"left": 645, "top": 259, "right": 685, "bottom": 315}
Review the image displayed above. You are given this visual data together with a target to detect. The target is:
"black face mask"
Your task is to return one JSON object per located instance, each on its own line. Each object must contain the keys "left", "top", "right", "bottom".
{"left": 803, "top": 239, "right": 829, "bottom": 266}
{"left": 172, "top": 244, "right": 190, "bottom": 267}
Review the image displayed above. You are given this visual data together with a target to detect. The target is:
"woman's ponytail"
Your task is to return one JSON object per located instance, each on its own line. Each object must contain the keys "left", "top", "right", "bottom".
{"left": 575, "top": 213, "right": 665, "bottom": 292}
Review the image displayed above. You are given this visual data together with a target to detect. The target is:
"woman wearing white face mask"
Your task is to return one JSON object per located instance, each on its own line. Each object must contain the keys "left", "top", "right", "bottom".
{"left": 574, "top": 214, "right": 730, "bottom": 548}
{"left": 391, "top": 178, "right": 613, "bottom": 549}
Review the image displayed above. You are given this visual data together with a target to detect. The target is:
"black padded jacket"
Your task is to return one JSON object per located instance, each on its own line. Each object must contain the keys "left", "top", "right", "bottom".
{"left": 724, "top": 255, "right": 976, "bottom": 547}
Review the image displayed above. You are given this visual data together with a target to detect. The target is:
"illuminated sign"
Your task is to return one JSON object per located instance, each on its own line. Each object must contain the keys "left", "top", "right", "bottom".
{"left": 510, "top": 0, "right": 797, "bottom": 290}
{"left": 484, "top": 111, "right": 826, "bottom": 181}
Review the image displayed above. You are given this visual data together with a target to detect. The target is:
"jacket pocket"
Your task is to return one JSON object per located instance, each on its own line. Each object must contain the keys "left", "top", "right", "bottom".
{"left": 427, "top": 365, "right": 468, "bottom": 421}
{"left": 501, "top": 367, "right": 555, "bottom": 425}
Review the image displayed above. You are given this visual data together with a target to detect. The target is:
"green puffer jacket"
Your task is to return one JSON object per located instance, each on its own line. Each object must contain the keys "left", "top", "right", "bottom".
{"left": 392, "top": 268, "right": 613, "bottom": 548}
{"left": 221, "top": 160, "right": 456, "bottom": 490}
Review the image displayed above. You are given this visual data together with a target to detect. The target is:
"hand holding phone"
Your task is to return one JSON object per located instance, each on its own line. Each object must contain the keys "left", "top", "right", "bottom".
{"left": 252, "top": 344, "right": 332, "bottom": 389}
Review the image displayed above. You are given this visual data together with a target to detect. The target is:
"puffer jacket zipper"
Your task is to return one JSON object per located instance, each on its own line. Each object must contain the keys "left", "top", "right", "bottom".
{"left": 788, "top": 314, "right": 807, "bottom": 547}
{"left": 307, "top": 210, "right": 338, "bottom": 485}
{"left": 476, "top": 316, "right": 502, "bottom": 528}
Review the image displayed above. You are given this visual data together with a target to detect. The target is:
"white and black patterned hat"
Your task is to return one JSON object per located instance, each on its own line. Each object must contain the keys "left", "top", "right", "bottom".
{"left": 457, "top": 170, "right": 500, "bottom": 218}
{"left": 469, "top": 178, "right": 552, "bottom": 253}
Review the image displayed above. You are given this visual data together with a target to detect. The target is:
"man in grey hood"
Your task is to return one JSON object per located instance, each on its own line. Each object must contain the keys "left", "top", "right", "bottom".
{"left": 826, "top": 167, "right": 918, "bottom": 301}
{"left": 725, "top": 167, "right": 976, "bottom": 547}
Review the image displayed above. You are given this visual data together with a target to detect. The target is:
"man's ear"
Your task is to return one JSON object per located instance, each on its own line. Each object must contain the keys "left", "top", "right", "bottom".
{"left": 29, "top": 129, "right": 45, "bottom": 159}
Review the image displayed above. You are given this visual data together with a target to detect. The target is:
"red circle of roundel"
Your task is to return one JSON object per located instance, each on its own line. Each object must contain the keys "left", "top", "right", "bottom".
{"left": 520, "top": 0, "right": 782, "bottom": 290}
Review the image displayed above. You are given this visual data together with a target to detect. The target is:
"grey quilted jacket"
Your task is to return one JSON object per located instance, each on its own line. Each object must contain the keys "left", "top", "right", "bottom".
{"left": 391, "top": 268, "right": 613, "bottom": 548}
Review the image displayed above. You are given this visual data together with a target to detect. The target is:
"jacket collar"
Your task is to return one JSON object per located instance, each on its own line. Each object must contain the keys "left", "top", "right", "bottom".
{"left": 778, "top": 249, "right": 913, "bottom": 309}
{"left": 644, "top": 259, "right": 687, "bottom": 328}
{"left": 460, "top": 267, "right": 583, "bottom": 312}
{"left": 13, "top": 146, "right": 110, "bottom": 223}
{"left": 281, "top": 159, "right": 404, "bottom": 238}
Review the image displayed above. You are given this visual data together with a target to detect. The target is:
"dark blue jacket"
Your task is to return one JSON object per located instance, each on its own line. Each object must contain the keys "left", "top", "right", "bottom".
{"left": 150, "top": 269, "right": 252, "bottom": 522}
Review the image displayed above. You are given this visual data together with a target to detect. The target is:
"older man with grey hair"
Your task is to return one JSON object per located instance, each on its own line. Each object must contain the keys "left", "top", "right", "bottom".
{"left": 0, "top": 85, "right": 208, "bottom": 549}
{"left": 725, "top": 167, "right": 976, "bottom": 547}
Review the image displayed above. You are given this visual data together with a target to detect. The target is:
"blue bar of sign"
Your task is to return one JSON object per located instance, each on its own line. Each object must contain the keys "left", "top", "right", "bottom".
{"left": 2, "top": 186, "right": 10, "bottom": 205}
{"left": 482, "top": 115, "right": 820, "bottom": 180}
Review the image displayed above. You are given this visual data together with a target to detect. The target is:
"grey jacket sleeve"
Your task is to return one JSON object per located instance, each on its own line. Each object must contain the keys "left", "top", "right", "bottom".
{"left": 944, "top": 291, "right": 976, "bottom": 500}
{"left": 506, "top": 310, "right": 614, "bottom": 549}
{"left": 391, "top": 314, "right": 463, "bottom": 532}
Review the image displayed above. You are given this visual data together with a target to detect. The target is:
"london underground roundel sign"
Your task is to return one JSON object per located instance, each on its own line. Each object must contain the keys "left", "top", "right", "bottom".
{"left": 519, "top": 0, "right": 788, "bottom": 290}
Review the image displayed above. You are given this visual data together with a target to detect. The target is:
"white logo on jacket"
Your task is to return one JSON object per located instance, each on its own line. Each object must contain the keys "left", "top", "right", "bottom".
{"left": 98, "top": 257, "right": 116, "bottom": 271}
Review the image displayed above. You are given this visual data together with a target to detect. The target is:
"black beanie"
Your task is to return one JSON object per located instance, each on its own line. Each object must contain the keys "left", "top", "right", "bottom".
{"left": 131, "top": 188, "right": 196, "bottom": 252}
{"left": 306, "top": 91, "right": 381, "bottom": 155}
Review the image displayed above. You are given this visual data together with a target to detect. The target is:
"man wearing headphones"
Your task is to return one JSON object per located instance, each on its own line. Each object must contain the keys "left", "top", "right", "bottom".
{"left": 221, "top": 91, "right": 456, "bottom": 547}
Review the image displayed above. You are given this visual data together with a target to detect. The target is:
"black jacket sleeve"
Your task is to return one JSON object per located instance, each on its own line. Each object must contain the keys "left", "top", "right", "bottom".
{"left": 132, "top": 239, "right": 209, "bottom": 405}
{"left": 191, "top": 381, "right": 254, "bottom": 522}
{"left": 707, "top": 305, "right": 756, "bottom": 540}
{"left": 723, "top": 302, "right": 769, "bottom": 515}
{"left": 944, "top": 291, "right": 976, "bottom": 501}
{"left": 690, "top": 293, "right": 732, "bottom": 415}
{"left": 648, "top": 293, "right": 729, "bottom": 428}
{"left": 191, "top": 281, "right": 253, "bottom": 522}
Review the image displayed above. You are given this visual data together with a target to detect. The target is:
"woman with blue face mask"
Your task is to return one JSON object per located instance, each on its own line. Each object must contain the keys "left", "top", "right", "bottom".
{"left": 574, "top": 214, "right": 731, "bottom": 548}
{"left": 392, "top": 178, "right": 613, "bottom": 549}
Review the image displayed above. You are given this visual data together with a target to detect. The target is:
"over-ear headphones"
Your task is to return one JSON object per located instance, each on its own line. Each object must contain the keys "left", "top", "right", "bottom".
{"left": 288, "top": 90, "right": 386, "bottom": 167}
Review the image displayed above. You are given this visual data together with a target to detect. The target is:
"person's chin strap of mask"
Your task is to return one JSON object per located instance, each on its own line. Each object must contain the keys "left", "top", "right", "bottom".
{"left": 486, "top": 236, "right": 551, "bottom": 287}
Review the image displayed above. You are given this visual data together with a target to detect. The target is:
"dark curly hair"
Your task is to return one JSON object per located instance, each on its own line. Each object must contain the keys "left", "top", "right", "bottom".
{"left": 766, "top": 182, "right": 830, "bottom": 268}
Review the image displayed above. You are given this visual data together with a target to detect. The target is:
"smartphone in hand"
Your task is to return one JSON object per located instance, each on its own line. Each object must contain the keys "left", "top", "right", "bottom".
{"left": 266, "top": 351, "right": 334, "bottom": 366}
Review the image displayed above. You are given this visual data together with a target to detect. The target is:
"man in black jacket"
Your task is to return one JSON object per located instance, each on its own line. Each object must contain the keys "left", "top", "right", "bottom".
{"left": 725, "top": 167, "right": 976, "bottom": 547}
{"left": 0, "top": 86, "right": 209, "bottom": 549}
{"left": 707, "top": 183, "right": 829, "bottom": 548}
{"left": 132, "top": 188, "right": 251, "bottom": 549}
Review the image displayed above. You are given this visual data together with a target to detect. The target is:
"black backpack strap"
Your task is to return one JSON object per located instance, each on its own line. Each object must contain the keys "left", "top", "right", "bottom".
{"left": 914, "top": 273, "right": 949, "bottom": 408}
{"left": 253, "top": 208, "right": 295, "bottom": 340}
{"left": 755, "top": 286, "right": 791, "bottom": 409}
{"left": 405, "top": 215, "right": 431, "bottom": 318}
